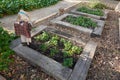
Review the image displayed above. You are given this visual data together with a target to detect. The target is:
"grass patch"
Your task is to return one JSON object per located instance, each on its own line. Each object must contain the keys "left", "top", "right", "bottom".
{"left": 64, "top": 15, "right": 97, "bottom": 28}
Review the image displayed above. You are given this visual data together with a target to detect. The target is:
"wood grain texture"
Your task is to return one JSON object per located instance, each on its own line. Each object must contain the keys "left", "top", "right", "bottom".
{"left": 68, "top": 41, "right": 97, "bottom": 80}
{"left": 50, "top": 13, "right": 105, "bottom": 36}
{"left": 71, "top": 8, "right": 109, "bottom": 20}
{"left": 13, "top": 44, "right": 72, "bottom": 80}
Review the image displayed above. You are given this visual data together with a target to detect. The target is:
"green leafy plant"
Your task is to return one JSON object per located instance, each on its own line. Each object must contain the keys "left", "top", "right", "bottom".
{"left": 0, "top": 27, "right": 15, "bottom": 71}
{"left": 63, "top": 58, "right": 73, "bottom": 67}
{"left": 39, "top": 43, "right": 49, "bottom": 52}
{"left": 71, "top": 46, "right": 82, "bottom": 54}
{"left": 48, "top": 39, "right": 58, "bottom": 47}
{"left": 50, "top": 48, "right": 59, "bottom": 57}
{"left": 64, "top": 41, "right": 72, "bottom": 51}
{"left": 63, "top": 51, "right": 69, "bottom": 57}
{"left": 34, "top": 31, "right": 50, "bottom": 42}
{"left": 63, "top": 50, "right": 74, "bottom": 57}
{"left": 90, "top": 2, "right": 107, "bottom": 9}
{"left": 47, "top": 35, "right": 60, "bottom": 47}
{"left": 0, "top": 0, "right": 59, "bottom": 18}
{"left": 63, "top": 44, "right": 82, "bottom": 57}
{"left": 51, "top": 35, "right": 59, "bottom": 41}
{"left": 59, "top": 38, "right": 66, "bottom": 46}
{"left": 65, "top": 16, "right": 97, "bottom": 28}
{"left": 60, "top": 38, "right": 66, "bottom": 43}
{"left": 77, "top": 7, "right": 104, "bottom": 16}
{"left": 92, "top": 3, "right": 107, "bottom": 9}
{"left": 34, "top": 31, "right": 83, "bottom": 68}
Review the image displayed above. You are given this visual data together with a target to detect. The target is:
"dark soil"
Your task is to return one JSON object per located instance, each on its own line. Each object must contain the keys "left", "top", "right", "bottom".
{"left": 28, "top": 32, "right": 83, "bottom": 69}
{"left": 49, "top": 10, "right": 120, "bottom": 80}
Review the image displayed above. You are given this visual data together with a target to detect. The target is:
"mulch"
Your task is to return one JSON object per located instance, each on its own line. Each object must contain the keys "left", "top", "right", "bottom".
{"left": 86, "top": 10, "right": 120, "bottom": 80}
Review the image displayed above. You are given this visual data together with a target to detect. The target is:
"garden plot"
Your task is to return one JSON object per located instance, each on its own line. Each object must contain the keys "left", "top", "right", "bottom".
{"left": 71, "top": 7, "right": 109, "bottom": 20}
{"left": 51, "top": 13, "right": 105, "bottom": 37}
{"left": 12, "top": 26, "right": 97, "bottom": 80}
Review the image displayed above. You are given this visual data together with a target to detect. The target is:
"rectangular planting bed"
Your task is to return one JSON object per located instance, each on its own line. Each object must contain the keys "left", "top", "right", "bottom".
{"left": 11, "top": 26, "right": 97, "bottom": 80}
{"left": 51, "top": 13, "right": 105, "bottom": 37}
{"left": 71, "top": 7, "right": 109, "bottom": 20}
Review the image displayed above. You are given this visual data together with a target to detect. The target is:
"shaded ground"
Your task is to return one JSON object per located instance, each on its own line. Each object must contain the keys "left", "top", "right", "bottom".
{"left": 0, "top": 55, "right": 55, "bottom": 80}
{"left": 0, "top": 10, "right": 120, "bottom": 80}
{"left": 86, "top": 11, "right": 120, "bottom": 80}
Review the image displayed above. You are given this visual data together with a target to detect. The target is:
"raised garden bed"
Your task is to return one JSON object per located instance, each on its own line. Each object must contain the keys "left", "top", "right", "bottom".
{"left": 51, "top": 13, "right": 105, "bottom": 37}
{"left": 71, "top": 7, "right": 109, "bottom": 20}
{"left": 29, "top": 30, "right": 83, "bottom": 69}
{"left": 11, "top": 25, "right": 97, "bottom": 80}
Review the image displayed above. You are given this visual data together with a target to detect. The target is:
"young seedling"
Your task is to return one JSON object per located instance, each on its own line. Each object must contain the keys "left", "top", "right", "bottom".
{"left": 63, "top": 58, "right": 73, "bottom": 67}
{"left": 34, "top": 31, "right": 50, "bottom": 42}
{"left": 50, "top": 48, "right": 59, "bottom": 57}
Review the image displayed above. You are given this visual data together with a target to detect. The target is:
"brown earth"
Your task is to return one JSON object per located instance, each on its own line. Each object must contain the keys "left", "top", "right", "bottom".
{"left": 86, "top": 10, "right": 120, "bottom": 80}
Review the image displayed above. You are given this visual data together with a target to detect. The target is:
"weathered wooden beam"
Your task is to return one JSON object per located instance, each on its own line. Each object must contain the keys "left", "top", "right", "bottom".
{"left": 50, "top": 13, "right": 105, "bottom": 37}
{"left": 31, "top": 25, "right": 47, "bottom": 37}
{"left": 68, "top": 41, "right": 97, "bottom": 80}
{"left": 0, "top": 75, "right": 6, "bottom": 80}
{"left": 46, "top": 28, "right": 86, "bottom": 46}
{"left": 13, "top": 44, "right": 72, "bottom": 80}
{"left": 71, "top": 8, "right": 109, "bottom": 20}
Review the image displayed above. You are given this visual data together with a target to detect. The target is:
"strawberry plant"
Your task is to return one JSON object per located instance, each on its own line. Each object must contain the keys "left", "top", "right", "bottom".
{"left": 65, "top": 15, "right": 97, "bottom": 28}
{"left": 77, "top": 7, "right": 104, "bottom": 16}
